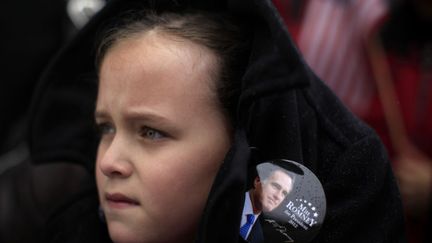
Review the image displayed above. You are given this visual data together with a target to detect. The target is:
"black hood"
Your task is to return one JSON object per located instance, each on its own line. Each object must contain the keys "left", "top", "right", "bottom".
{"left": 29, "top": 0, "right": 406, "bottom": 242}
{"left": 28, "top": 0, "right": 310, "bottom": 167}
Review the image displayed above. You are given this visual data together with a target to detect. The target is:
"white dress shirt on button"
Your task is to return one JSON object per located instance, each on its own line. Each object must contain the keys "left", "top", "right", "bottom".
{"left": 240, "top": 192, "right": 260, "bottom": 239}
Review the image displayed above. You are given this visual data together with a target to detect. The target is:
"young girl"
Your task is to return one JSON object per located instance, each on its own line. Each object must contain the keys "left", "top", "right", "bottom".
{"left": 94, "top": 11, "right": 247, "bottom": 242}
{"left": 34, "top": 0, "right": 406, "bottom": 242}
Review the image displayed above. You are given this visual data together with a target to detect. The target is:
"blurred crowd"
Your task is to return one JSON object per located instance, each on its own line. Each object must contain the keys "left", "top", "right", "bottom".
{"left": 0, "top": 0, "right": 105, "bottom": 164}
{"left": 0, "top": 0, "right": 105, "bottom": 242}
{"left": 0, "top": 0, "right": 431, "bottom": 242}
{"left": 274, "top": 0, "right": 432, "bottom": 242}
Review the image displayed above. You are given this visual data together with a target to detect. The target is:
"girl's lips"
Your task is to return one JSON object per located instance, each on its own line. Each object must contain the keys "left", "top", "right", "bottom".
{"left": 105, "top": 193, "right": 140, "bottom": 208}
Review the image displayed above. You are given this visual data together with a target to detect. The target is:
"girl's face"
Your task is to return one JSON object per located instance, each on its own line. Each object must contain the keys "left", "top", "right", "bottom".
{"left": 95, "top": 31, "right": 232, "bottom": 243}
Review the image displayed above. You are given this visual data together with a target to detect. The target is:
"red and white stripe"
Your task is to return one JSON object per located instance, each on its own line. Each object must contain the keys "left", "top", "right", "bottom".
{"left": 298, "top": 0, "right": 388, "bottom": 116}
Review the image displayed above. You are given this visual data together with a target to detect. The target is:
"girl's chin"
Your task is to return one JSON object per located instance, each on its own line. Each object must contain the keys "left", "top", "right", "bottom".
{"left": 107, "top": 222, "right": 143, "bottom": 243}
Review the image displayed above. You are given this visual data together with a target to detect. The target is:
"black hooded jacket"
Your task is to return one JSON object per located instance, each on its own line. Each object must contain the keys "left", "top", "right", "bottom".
{"left": 29, "top": 0, "right": 406, "bottom": 242}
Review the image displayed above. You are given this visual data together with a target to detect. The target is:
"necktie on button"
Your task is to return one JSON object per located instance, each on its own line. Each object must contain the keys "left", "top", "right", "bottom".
{"left": 240, "top": 214, "right": 255, "bottom": 239}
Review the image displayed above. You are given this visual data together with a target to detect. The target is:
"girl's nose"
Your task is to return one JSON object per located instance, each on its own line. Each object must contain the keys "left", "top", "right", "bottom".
{"left": 97, "top": 136, "right": 133, "bottom": 178}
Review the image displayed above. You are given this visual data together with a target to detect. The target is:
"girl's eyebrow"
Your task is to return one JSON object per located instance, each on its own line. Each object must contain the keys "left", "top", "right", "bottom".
{"left": 122, "top": 110, "right": 171, "bottom": 123}
{"left": 94, "top": 110, "right": 109, "bottom": 120}
{"left": 95, "top": 109, "right": 177, "bottom": 132}
{"left": 95, "top": 108, "right": 170, "bottom": 121}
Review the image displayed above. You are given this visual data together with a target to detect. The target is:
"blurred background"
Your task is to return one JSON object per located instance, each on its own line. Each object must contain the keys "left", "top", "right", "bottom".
{"left": 0, "top": 0, "right": 105, "bottom": 169}
{"left": 0, "top": 0, "right": 431, "bottom": 242}
{"left": 274, "top": 0, "right": 432, "bottom": 242}
{"left": 0, "top": 0, "right": 105, "bottom": 242}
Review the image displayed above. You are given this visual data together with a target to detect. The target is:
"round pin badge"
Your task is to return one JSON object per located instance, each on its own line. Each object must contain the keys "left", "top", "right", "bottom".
{"left": 242, "top": 159, "right": 326, "bottom": 243}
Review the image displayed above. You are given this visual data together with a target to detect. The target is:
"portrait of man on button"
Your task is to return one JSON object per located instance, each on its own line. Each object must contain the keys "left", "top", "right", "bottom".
{"left": 240, "top": 162, "right": 296, "bottom": 242}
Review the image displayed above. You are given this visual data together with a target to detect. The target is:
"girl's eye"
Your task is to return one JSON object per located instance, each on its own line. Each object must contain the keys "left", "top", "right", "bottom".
{"left": 139, "top": 127, "right": 166, "bottom": 140}
{"left": 96, "top": 122, "right": 115, "bottom": 136}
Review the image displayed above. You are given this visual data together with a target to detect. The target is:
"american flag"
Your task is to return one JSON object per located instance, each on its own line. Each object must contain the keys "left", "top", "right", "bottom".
{"left": 276, "top": 0, "right": 389, "bottom": 116}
